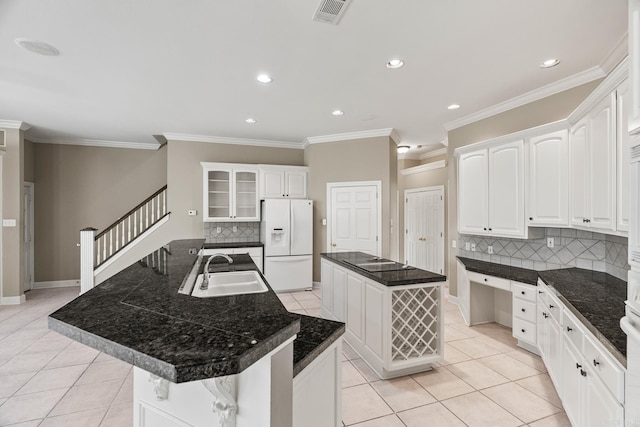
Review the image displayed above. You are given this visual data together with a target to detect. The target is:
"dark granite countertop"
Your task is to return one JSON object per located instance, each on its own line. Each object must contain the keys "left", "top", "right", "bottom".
{"left": 321, "top": 252, "right": 446, "bottom": 286}
{"left": 456, "top": 257, "right": 626, "bottom": 365}
{"left": 457, "top": 257, "right": 539, "bottom": 285}
{"left": 49, "top": 239, "right": 343, "bottom": 383}
{"left": 538, "top": 269, "right": 627, "bottom": 366}
{"left": 203, "top": 242, "right": 263, "bottom": 249}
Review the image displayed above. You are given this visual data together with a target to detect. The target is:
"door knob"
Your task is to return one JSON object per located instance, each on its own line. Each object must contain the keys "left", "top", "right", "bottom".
{"left": 332, "top": 243, "right": 336, "bottom": 247}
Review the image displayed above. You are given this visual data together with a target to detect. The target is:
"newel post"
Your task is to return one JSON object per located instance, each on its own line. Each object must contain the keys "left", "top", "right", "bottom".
{"left": 80, "top": 227, "right": 97, "bottom": 295}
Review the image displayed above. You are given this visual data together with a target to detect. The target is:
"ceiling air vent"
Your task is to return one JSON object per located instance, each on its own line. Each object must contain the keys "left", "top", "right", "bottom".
{"left": 313, "top": 0, "right": 352, "bottom": 25}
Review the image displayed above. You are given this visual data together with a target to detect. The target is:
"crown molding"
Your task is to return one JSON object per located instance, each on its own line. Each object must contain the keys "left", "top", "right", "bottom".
{"left": 569, "top": 56, "right": 628, "bottom": 124}
{"left": 28, "top": 136, "right": 160, "bottom": 150}
{"left": 443, "top": 66, "right": 606, "bottom": 132}
{"left": 400, "top": 159, "right": 447, "bottom": 176}
{"left": 600, "top": 33, "right": 628, "bottom": 75}
{"left": 0, "top": 120, "right": 31, "bottom": 131}
{"left": 302, "top": 128, "right": 397, "bottom": 147}
{"left": 163, "top": 133, "right": 303, "bottom": 150}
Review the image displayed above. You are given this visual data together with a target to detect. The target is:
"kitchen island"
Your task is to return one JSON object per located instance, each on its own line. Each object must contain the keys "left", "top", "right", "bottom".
{"left": 320, "top": 251, "right": 446, "bottom": 379}
{"left": 48, "top": 239, "right": 344, "bottom": 427}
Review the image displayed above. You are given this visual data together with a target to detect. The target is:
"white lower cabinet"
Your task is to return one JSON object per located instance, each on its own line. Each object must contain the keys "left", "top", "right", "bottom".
{"left": 536, "top": 279, "right": 625, "bottom": 427}
{"left": 321, "top": 259, "right": 443, "bottom": 379}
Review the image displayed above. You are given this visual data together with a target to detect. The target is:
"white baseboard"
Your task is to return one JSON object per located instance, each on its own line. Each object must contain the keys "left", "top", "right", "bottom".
{"left": 1, "top": 294, "right": 26, "bottom": 305}
{"left": 33, "top": 280, "right": 80, "bottom": 290}
{"left": 312, "top": 281, "right": 321, "bottom": 289}
{"left": 447, "top": 295, "right": 459, "bottom": 305}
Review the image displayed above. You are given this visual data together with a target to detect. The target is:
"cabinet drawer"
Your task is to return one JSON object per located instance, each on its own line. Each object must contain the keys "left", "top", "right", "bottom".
{"left": 513, "top": 318, "right": 536, "bottom": 344}
{"left": 234, "top": 247, "right": 263, "bottom": 258}
{"left": 584, "top": 334, "right": 625, "bottom": 403}
{"left": 563, "top": 312, "right": 583, "bottom": 351}
{"left": 512, "top": 282, "right": 537, "bottom": 302}
{"left": 467, "top": 272, "right": 511, "bottom": 291}
{"left": 513, "top": 299, "right": 536, "bottom": 323}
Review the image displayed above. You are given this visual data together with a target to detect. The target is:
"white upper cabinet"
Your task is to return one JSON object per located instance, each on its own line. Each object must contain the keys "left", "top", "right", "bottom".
{"left": 616, "top": 79, "right": 630, "bottom": 232}
{"left": 260, "top": 166, "right": 308, "bottom": 199}
{"left": 588, "top": 93, "right": 617, "bottom": 231}
{"left": 488, "top": 140, "right": 525, "bottom": 237}
{"left": 458, "top": 149, "right": 489, "bottom": 235}
{"left": 458, "top": 140, "right": 526, "bottom": 238}
{"left": 202, "top": 163, "right": 260, "bottom": 222}
{"left": 569, "top": 93, "right": 618, "bottom": 232}
{"left": 528, "top": 130, "right": 569, "bottom": 227}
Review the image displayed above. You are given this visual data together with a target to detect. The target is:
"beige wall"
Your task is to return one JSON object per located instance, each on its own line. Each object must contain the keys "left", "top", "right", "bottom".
{"left": 397, "top": 155, "right": 449, "bottom": 265}
{"left": 24, "top": 140, "right": 35, "bottom": 183}
{"left": 166, "top": 140, "right": 304, "bottom": 240}
{"left": 304, "top": 136, "right": 398, "bottom": 282}
{"left": 1, "top": 128, "right": 25, "bottom": 299}
{"left": 33, "top": 143, "right": 168, "bottom": 282}
{"left": 446, "top": 79, "right": 602, "bottom": 296}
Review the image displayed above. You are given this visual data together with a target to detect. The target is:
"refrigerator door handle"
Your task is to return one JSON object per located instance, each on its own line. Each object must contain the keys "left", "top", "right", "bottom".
{"left": 266, "top": 256, "right": 308, "bottom": 263}
{"left": 291, "top": 203, "right": 295, "bottom": 249}
{"left": 621, "top": 316, "right": 640, "bottom": 342}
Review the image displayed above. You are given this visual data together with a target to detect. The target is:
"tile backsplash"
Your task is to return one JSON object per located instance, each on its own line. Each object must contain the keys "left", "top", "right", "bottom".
{"left": 458, "top": 228, "right": 629, "bottom": 281}
{"left": 204, "top": 222, "right": 260, "bottom": 243}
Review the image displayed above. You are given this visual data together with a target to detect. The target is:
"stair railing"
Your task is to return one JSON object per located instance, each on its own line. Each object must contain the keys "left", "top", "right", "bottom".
{"left": 80, "top": 185, "right": 168, "bottom": 294}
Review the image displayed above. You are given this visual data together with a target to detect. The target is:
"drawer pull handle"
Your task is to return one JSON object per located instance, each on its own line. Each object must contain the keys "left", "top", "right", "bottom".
{"left": 581, "top": 369, "right": 587, "bottom": 377}
{"left": 521, "top": 329, "right": 525, "bottom": 333}
{"left": 576, "top": 363, "right": 582, "bottom": 369}
{"left": 521, "top": 308, "right": 526, "bottom": 312}
{"left": 549, "top": 304, "right": 554, "bottom": 309}
{"left": 593, "top": 359, "right": 600, "bottom": 367}
{"left": 538, "top": 290, "right": 543, "bottom": 294}
{"left": 567, "top": 326, "right": 573, "bottom": 332}
{"left": 543, "top": 313, "right": 548, "bottom": 318}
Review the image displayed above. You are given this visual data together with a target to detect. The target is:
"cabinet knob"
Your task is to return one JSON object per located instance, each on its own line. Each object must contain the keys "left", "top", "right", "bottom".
{"left": 331, "top": 243, "right": 336, "bottom": 247}
{"left": 483, "top": 227, "right": 487, "bottom": 231}
{"left": 567, "top": 326, "right": 573, "bottom": 332}
{"left": 538, "top": 290, "right": 543, "bottom": 294}
{"left": 576, "top": 363, "right": 582, "bottom": 369}
{"left": 489, "top": 228, "right": 492, "bottom": 231}
{"left": 580, "top": 369, "right": 587, "bottom": 377}
{"left": 484, "top": 278, "right": 487, "bottom": 282}
{"left": 593, "top": 359, "right": 600, "bottom": 367}
{"left": 529, "top": 217, "right": 533, "bottom": 221}
{"left": 282, "top": 194, "right": 285, "bottom": 197}
{"left": 521, "top": 329, "right": 525, "bottom": 333}
{"left": 521, "top": 308, "right": 526, "bottom": 312}
{"left": 543, "top": 313, "right": 548, "bottom": 318}
{"left": 549, "top": 304, "right": 554, "bottom": 309}
{"left": 521, "top": 291, "right": 525, "bottom": 295}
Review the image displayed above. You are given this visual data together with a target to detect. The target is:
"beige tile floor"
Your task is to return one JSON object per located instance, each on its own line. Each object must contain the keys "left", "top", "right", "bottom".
{"left": 0, "top": 287, "right": 570, "bottom": 426}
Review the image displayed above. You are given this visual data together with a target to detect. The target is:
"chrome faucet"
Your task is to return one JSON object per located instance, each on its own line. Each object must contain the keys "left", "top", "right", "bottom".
{"left": 201, "top": 253, "right": 234, "bottom": 290}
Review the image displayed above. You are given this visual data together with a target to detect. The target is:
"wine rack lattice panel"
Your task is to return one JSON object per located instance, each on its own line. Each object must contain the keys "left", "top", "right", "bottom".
{"left": 391, "top": 287, "right": 439, "bottom": 362}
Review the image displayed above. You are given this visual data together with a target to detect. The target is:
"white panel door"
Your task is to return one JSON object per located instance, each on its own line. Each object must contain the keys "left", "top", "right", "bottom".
{"left": 290, "top": 199, "right": 313, "bottom": 255}
{"left": 529, "top": 130, "right": 569, "bottom": 226}
{"left": 458, "top": 150, "right": 489, "bottom": 235}
{"left": 488, "top": 140, "right": 525, "bottom": 237}
{"left": 405, "top": 188, "right": 444, "bottom": 274}
{"left": 23, "top": 183, "right": 34, "bottom": 292}
{"left": 588, "top": 93, "right": 617, "bottom": 231}
{"left": 330, "top": 185, "right": 378, "bottom": 255}
{"left": 570, "top": 119, "right": 590, "bottom": 227}
{"left": 617, "top": 79, "right": 630, "bottom": 232}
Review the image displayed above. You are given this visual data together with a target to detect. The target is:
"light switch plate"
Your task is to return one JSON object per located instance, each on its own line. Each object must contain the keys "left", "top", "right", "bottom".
{"left": 451, "top": 240, "right": 456, "bottom": 248}
{"left": 2, "top": 219, "right": 16, "bottom": 227}
{"left": 547, "top": 237, "right": 554, "bottom": 248}
{"left": 216, "top": 227, "right": 222, "bottom": 233}
{"left": 232, "top": 226, "right": 238, "bottom": 233}
{"left": 470, "top": 243, "right": 476, "bottom": 251}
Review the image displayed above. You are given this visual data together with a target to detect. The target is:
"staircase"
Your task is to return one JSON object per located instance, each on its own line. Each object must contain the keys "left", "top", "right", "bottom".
{"left": 80, "top": 186, "right": 171, "bottom": 293}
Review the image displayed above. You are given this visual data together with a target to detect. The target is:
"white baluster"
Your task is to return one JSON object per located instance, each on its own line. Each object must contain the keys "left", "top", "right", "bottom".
{"left": 109, "top": 229, "right": 113, "bottom": 256}
{"left": 115, "top": 224, "right": 119, "bottom": 252}
{"left": 127, "top": 216, "right": 131, "bottom": 244}
{"left": 80, "top": 228, "right": 97, "bottom": 295}
{"left": 163, "top": 190, "right": 167, "bottom": 215}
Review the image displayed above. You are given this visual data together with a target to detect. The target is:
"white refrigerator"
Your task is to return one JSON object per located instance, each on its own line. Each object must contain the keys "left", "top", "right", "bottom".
{"left": 260, "top": 199, "right": 313, "bottom": 292}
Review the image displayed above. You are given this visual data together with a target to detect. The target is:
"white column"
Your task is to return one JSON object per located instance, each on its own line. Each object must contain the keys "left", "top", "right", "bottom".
{"left": 80, "top": 227, "right": 97, "bottom": 295}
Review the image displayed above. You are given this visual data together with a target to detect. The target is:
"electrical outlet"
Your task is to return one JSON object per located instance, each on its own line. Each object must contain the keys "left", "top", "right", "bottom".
{"left": 232, "top": 226, "right": 238, "bottom": 233}
{"left": 216, "top": 227, "right": 222, "bottom": 233}
{"left": 465, "top": 242, "right": 470, "bottom": 250}
{"left": 471, "top": 243, "right": 476, "bottom": 251}
{"left": 547, "top": 237, "right": 555, "bottom": 248}
{"left": 488, "top": 245, "right": 494, "bottom": 254}
{"left": 187, "top": 209, "right": 197, "bottom": 216}
{"left": 452, "top": 240, "right": 457, "bottom": 248}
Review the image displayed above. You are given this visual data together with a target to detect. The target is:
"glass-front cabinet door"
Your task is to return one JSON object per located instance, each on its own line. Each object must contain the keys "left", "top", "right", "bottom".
{"left": 233, "top": 169, "right": 259, "bottom": 220}
{"left": 202, "top": 163, "right": 260, "bottom": 222}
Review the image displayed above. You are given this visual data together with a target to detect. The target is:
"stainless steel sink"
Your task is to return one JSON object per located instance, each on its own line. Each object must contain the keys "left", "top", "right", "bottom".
{"left": 190, "top": 271, "right": 268, "bottom": 298}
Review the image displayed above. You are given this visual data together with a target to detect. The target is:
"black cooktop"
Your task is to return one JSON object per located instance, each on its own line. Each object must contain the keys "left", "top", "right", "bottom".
{"left": 344, "top": 257, "right": 415, "bottom": 273}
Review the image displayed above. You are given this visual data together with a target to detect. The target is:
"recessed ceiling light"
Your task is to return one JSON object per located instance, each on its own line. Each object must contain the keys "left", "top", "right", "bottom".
{"left": 14, "top": 38, "right": 59, "bottom": 56}
{"left": 256, "top": 74, "right": 272, "bottom": 83}
{"left": 245, "top": 118, "right": 257, "bottom": 124}
{"left": 540, "top": 58, "right": 560, "bottom": 68}
{"left": 397, "top": 145, "right": 410, "bottom": 154}
{"left": 386, "top": 59, "right": 404, "bottom": 69}
{"left": 332, "top": 110, "right": 344, "bottom": 116}
{"left": 447, "top": 104, "right": 461, "bottom": 110}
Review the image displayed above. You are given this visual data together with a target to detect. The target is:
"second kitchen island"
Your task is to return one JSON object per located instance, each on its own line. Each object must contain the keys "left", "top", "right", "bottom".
{"left": 321, "top": 252, "right": 446, "bottom": 379}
